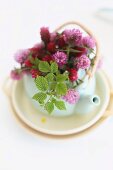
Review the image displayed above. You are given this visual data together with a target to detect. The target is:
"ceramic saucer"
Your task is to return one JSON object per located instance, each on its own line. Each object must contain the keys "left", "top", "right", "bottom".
{"left": 11, "top": 71, "right": 110, "bottom": 135}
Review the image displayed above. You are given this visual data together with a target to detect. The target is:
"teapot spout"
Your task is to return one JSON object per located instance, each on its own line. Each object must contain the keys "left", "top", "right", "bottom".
{"left": 75, "top": 94, "right": 100, "bottom": 115}
{"left": 91, "top": 95, "right": 100, "bottom": 106}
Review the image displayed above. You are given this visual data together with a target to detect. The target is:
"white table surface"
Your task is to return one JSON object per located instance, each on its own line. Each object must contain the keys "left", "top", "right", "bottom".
{"left": 0, "top": 0, "right": 113, "bottom": 170}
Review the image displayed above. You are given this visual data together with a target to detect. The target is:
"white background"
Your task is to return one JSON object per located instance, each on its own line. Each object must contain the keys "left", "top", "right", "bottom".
{"left": 0, "top": 0, "right": 113, "bottom": 170}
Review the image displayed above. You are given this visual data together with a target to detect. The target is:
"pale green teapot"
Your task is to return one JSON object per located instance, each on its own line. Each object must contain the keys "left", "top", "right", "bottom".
{"left": 23, "top": 70, "right": 100, "bottom": 117}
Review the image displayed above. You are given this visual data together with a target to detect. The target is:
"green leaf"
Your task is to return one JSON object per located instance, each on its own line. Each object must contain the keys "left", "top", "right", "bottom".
{"left": 29, "top": 55, "right": 39, "bottom": 66}
{"left": 51, "top": 97, "right": 56, "bottom": 103}
{"left": 39, "top": 61, "right": 50, "bottom": 72}
{"left": 32, "top": 66, "right": 37, "bottom": 69}
{"left": 35, "top": 58, "right": 40, "bottom": 65}
{"left": 35, "top": 76, "right": 48, "bottom": 91}
{"left": 51, "top": 62, "right": 58, "bottom": 73}
{"left": 45, "top": 102, "right": 54, "bottom": 114}
{"left": 55, "top": 100, "right": 66, "bottom": 110}
{"left": 46, "top": 73, "right": 54, "bottom": 82}
{"left": 56, "top": 83, "right": 67, "bottom": 95}
{"left": 56, "top": 74, "right": 68, "bottom": 82}
{"left": 32, "top": 92, "right": 47, "bottom": 104}
{"left": 50, "top": 82, "right": 56, "bottom": 90}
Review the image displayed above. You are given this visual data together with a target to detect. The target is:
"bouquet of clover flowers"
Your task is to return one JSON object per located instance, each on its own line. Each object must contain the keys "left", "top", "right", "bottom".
{"left": 11, "top": 22, "right": 97, "bottom": 114}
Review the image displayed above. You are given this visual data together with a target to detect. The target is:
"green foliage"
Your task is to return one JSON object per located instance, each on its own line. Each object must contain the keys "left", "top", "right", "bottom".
{"left": 32, "top": 92, "right": 47, "bottom": 104}
{"left": 32, "top": 65, "right": 38, "bottom": 69}
{"left": 35, "top": 76, "right": 48, "bottom": 91}
{"left": 45, "top": 102, "right": 54, "bottom": 114}
{"left": 50, "top": 62, "right": 58, "bottom": 73}
{"left": 54, "top": 100, "right": 66, "bottom": 110}
{"left": 56, "top": 83, "right": 67, "bottom": 95}
{"left": 56, "top": 74, "right": 68, "bottom": 82}
{"left": 29, "top": 55, "right": 34, "bottom": 63}
{"left": 29, "top": 56, "right": 39, "bottom": 66}
{"left": 39, "top": 61, "right": 50, "bottom": 72}
{"left": 49, "top": 82, "right": 56, "bottom": 91}
{"left": 46, "top": 73, "right": 54, "bottom": 82}
{"left": 32, "top": 61, "right": 68, "bottom": 114}
{"left": 35, "top": 58, "right": 40, "bottom": 65}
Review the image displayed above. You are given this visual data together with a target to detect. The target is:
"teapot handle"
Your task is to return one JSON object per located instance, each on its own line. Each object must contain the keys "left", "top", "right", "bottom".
{"left": 54, "top": 21, "right": 101, "bottom": 78}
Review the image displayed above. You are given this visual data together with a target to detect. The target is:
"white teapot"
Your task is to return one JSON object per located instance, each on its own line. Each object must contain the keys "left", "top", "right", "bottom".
{"left": 23, "top": 69, "right": 100, "bottom": 117}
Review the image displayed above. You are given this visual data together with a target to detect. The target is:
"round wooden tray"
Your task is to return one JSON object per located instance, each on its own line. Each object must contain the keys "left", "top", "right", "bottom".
{"left": 3, "top": 70, "right": 113, "bottom": 139}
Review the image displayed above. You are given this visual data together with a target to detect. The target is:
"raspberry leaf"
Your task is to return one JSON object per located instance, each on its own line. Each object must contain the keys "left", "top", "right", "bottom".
{"left": 56, "top": 83, "right": 67, "bottom": 95}
{"left": 51, "top": 62, "right": 58, "bottom": 73}
{"left": 46, "top": 73, "right": 54, "bottom": 81}
{"left": 32, "top": 92, "right": 47, "bottom": 104}
{"left": 45, "top": 102, "right": 54, "bottom": 114}
{"left": 39, "top": 61, "right": 50, "bottom": 72}
{"left": 56, "top": 74, "right": 68, "bottom": 82}
{"left": 35, "top": 76, "right": 48, "bottom": 91}
{"left": 55, "top": 100, "right": 66, "bottom": 110}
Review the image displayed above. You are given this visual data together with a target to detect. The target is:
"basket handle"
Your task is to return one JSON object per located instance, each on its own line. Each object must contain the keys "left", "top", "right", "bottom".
{"left": 54, "top": 21, "right": 101, "bottom": 78}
